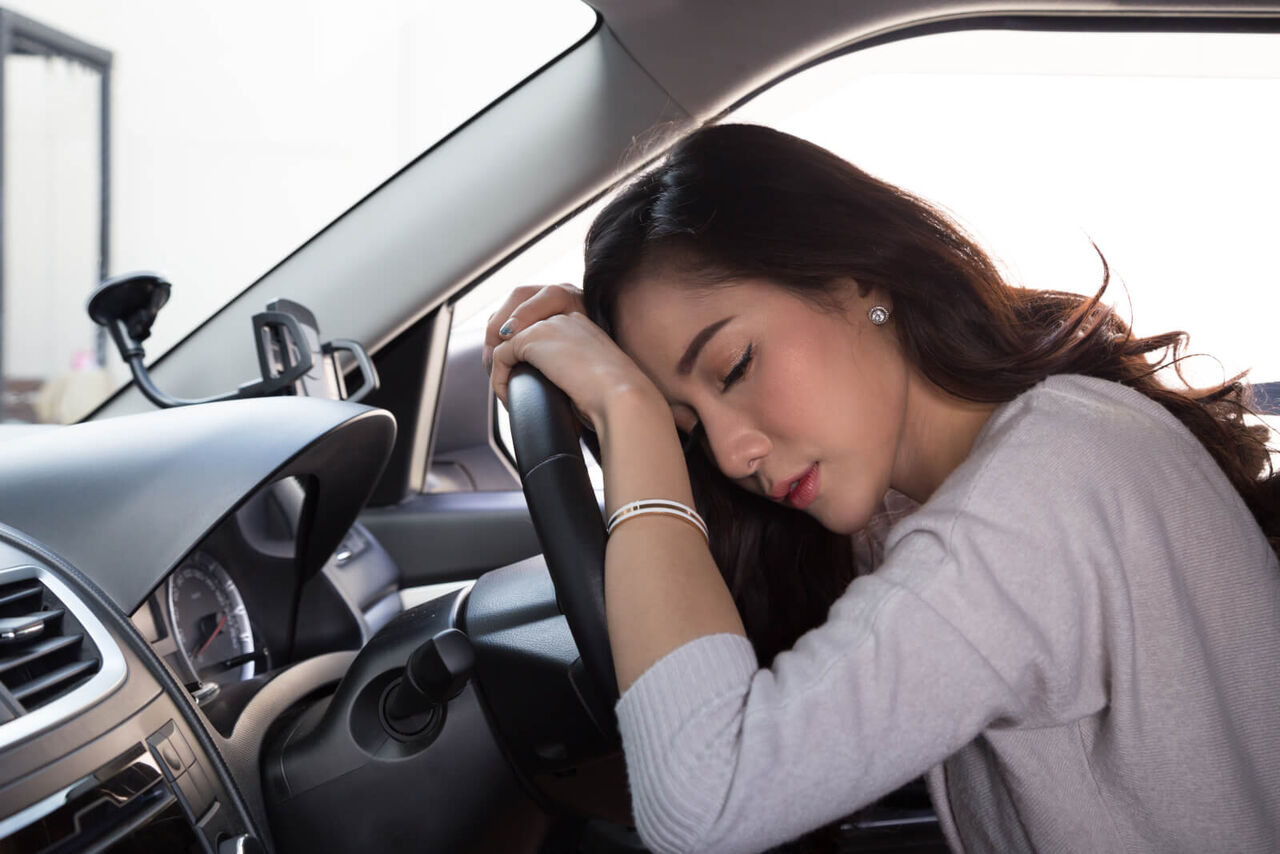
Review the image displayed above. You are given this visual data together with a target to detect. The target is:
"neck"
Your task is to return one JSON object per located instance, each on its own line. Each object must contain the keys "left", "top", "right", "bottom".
{"left": 892, "top": 373, "right": 997, "bottom": 503}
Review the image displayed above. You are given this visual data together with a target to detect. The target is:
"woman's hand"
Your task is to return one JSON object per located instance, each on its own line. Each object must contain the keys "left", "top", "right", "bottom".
{"left": 485, "top": 287, "right": 746, "bottom": 696}
{"left": 485, "top": 284, "right": 666, "bottom": 435}
{"left": 482, "top": 283, "right": 585, "bottom": 375}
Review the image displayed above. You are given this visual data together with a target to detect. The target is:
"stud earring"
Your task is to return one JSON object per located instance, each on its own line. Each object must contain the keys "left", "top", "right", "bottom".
{"left": 868, "top": 305, "right": 891, "bottom": 326}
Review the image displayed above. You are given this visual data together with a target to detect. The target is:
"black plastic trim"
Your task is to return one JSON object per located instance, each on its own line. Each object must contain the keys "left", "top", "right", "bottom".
{"left": 0, "top": 397, "right": 395, "bottom": 614}
{"left": 360, "top": 491, "right": 542, "bottom": 585}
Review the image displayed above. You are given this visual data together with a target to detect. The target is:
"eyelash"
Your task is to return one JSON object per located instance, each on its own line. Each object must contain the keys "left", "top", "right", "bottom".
{"left": 682, "top": 343, "right": 753, "bottom": 454}
{"left": 720, "top": 342, "right": 753, "bottom": 391}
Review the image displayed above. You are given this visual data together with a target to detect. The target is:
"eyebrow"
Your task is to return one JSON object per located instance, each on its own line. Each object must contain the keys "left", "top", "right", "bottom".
{"left": 676, "top": 316, "right": 734, "bottom": 376}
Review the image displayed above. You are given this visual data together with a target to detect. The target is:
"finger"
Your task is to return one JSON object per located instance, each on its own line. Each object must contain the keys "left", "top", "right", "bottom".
{"left": 498, "top": 285, "right": 583, "bottom": 339}
{"left": 480, "top": 314, "right": 496, "bottom": 373}
{"left": 487, "top": 284, "right": 584, "bottom": 348}
{"left": 488, "top": 313, "right": 570, "bottom": 406}
{"left": 488, "top": 337, "right": 523, "bottom": 408}
{"left": 484, "top": 287, "right": 540, "bottom": 351}
{"left": 484, "top": 287, "right": 540, "bottom": 350}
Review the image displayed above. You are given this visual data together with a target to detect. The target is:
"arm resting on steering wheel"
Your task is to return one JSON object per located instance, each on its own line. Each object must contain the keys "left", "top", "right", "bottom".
{"left": 597, "top": 386, "right": 746, "bottom": 692}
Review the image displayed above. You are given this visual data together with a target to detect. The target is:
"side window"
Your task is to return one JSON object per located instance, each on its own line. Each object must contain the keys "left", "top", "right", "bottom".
{"left": 728, "top": 28, "right": 1280, "bottom": 444}
{"left": 428, "top": 27, "right": 1280, "bottom": 492}
{"left": 429, "top": 201, "right": 605, "bottom": 492}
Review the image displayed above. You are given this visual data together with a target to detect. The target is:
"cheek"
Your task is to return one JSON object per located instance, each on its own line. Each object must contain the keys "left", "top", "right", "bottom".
{"left": 752, "top": 344, "right": 829, "bottom": 437}
{"left": 845, "top": 352, "right": 908, "bottom": 445}
{"left": 798, "top": 330, "right": 907, "bottom": 524}
{"left": 765, "top": 328, "right": 904, "bottom": 448}
{"left": 838, "top": 320, "right": 908, "bottom": 425}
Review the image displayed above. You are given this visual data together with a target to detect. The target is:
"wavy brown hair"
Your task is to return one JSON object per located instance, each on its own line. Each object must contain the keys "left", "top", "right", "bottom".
{"left": 582, "top": 123, "right": 1279, "bottom": 665}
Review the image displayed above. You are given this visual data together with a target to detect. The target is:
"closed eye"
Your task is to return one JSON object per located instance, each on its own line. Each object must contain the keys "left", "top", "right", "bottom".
{"left": 721, "top": 342, "right": 753, "bottom": 390}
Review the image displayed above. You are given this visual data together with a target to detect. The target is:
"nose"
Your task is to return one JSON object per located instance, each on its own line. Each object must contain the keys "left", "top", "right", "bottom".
{"left": 700, "top": 405, "right": 770, "bottom": 482}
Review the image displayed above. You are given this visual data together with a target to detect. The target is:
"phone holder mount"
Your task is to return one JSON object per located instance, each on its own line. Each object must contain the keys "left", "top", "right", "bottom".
{"left": 88, "top": 271, "right": 378, "bottom": 409}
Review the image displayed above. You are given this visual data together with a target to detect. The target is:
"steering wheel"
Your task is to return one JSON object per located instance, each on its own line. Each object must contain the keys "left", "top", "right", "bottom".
{"left": 506, "top": 364, "right": 619, "bottom": 731}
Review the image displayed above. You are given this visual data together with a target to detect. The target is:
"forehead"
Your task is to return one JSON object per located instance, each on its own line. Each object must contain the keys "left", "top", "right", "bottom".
{"left": 614, "top": 275, "right": 739, "bottom": 364}
{"left": 613, "top": 274, "right": 817, "bottom": 379}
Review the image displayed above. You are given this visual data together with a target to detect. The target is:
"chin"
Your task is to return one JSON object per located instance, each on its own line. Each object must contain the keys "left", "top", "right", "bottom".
{"left": 810, "top": 508, "right": 861, "bottom": 536}
{"left": 812, "top": 494, "right": 882, "bottom": 536}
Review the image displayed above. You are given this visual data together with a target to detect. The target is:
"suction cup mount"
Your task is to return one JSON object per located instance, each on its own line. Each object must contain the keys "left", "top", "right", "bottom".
{"left": 88, "top": 271, "right": 171, "bottom": 358}
{"left": 88, "top": 272, "right": 377, "bottom": 409}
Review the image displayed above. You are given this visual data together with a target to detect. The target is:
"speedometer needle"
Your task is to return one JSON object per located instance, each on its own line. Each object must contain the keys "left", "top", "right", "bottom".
{"left": 193, "top": 614, "right": 227, "bottom": 659}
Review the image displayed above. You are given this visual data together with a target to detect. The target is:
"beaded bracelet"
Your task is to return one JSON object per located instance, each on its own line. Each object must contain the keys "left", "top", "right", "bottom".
{"left": 606, "top": 499, "right": 709, "bottom": 544}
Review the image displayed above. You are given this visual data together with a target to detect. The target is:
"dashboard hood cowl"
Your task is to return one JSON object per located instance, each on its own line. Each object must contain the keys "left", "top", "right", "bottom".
{"left": 0, "top": 397, "right": 396, "bottom": 613}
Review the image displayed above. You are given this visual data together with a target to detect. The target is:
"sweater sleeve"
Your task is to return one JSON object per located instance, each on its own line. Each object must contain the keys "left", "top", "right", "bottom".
{"left": 615, "top": 386, "right": 1133, "bottom": 854}
{"left": 615, "top": 564, "right": 1031, "bottom": 854}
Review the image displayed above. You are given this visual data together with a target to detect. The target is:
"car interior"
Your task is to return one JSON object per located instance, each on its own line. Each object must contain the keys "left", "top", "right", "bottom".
{"left": 1, "top": 2, "right": 1278, "bottom": 853}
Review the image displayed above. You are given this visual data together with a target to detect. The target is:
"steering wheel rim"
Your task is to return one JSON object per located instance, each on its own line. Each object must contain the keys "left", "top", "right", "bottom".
{"left": 506, "top": 364, "right": 618, "bottom": 728}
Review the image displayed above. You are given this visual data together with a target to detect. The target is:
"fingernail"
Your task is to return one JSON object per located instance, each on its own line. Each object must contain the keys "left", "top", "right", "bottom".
{"left": 498, "top": 319, "right": 515, "bottom": 337}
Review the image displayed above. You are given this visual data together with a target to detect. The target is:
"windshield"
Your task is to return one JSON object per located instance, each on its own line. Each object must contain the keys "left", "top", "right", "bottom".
{"left": 1, "top": 0, "right": 595, "bottom": 424}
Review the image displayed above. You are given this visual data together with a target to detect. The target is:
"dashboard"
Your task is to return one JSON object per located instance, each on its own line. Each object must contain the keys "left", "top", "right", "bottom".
{"left": 0, "top": 375, "right": 618, "bottom": 854}
{"left": 129, "top": 478, "right": 401, "bottom": 739}
{"left": 0, "top": 395, "right": 399, "bottom": 852}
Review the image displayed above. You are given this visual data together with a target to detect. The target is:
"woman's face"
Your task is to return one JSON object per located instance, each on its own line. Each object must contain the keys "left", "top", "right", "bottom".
{"left": 613, "top": 273, "right": 910, "bottom": 534}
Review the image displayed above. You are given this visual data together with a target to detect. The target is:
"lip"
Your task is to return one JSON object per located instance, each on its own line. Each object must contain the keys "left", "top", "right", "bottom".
{"left": 786, "top": 464, "right": 820, "bottom": 510}
{"left": 769, "top": 463, "right": 819, "bottom": 507}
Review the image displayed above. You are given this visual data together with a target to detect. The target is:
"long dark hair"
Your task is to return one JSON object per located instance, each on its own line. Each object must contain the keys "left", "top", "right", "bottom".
{"left": 582, "top": 123, "right": 1279, "bottom": 664}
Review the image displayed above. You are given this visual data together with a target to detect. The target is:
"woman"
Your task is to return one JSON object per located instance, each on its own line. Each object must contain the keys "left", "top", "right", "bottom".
{"left": 485, "top": 124, "right": 1280, "bottom": 854}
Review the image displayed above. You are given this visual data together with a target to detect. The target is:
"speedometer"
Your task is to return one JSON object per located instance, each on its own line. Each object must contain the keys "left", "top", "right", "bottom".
{"left": 167, "top": 552, "right": 258, "bottom": 682}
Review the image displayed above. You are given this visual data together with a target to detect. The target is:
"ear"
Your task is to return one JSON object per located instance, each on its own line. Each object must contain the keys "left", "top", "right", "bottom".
{"left": 828, "top": 276, "right": 866, "bottom": 302}
{"left": 840, "top": 278, "right": 890, "bottom": 312}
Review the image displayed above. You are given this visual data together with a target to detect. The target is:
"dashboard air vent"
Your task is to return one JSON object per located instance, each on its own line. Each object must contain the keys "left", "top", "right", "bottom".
{"left": 0, "top": 576, "right": 102, "bottom": 720}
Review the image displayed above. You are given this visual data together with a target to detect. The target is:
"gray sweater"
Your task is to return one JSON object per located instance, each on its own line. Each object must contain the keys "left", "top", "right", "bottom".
{"left": 615, "top": 374, "right": 1280, "bottom": 854}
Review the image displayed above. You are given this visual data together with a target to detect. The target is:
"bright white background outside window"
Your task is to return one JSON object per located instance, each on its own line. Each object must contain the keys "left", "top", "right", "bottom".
{"left": 734, "top": 30, "right": 1280, "bottom": 388}
{"left": 455, "top": 27, "right": 1280, "bottom": 476}
{"left": 3, "top": 0, "right": 594, "bottom": 422}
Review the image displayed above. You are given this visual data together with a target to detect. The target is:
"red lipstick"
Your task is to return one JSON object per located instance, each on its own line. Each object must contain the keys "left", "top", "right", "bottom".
{"left": 772, "top": 464, "right": 820, "bottom": 510}
{"left": 787, "top": 464, "right": 820, "bottom": 509}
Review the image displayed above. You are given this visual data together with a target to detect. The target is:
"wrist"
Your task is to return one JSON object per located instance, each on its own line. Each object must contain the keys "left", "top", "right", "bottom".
{"left": 596, "top": 381, "right": 671, "bottom": 440}
{"left": 595, "top": 385, "right": 695, "bottom": 515}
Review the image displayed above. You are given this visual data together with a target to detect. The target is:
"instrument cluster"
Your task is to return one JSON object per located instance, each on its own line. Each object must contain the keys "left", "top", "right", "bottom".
{"left": 166, "top": 550, "right": 266, "bottom": 686}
